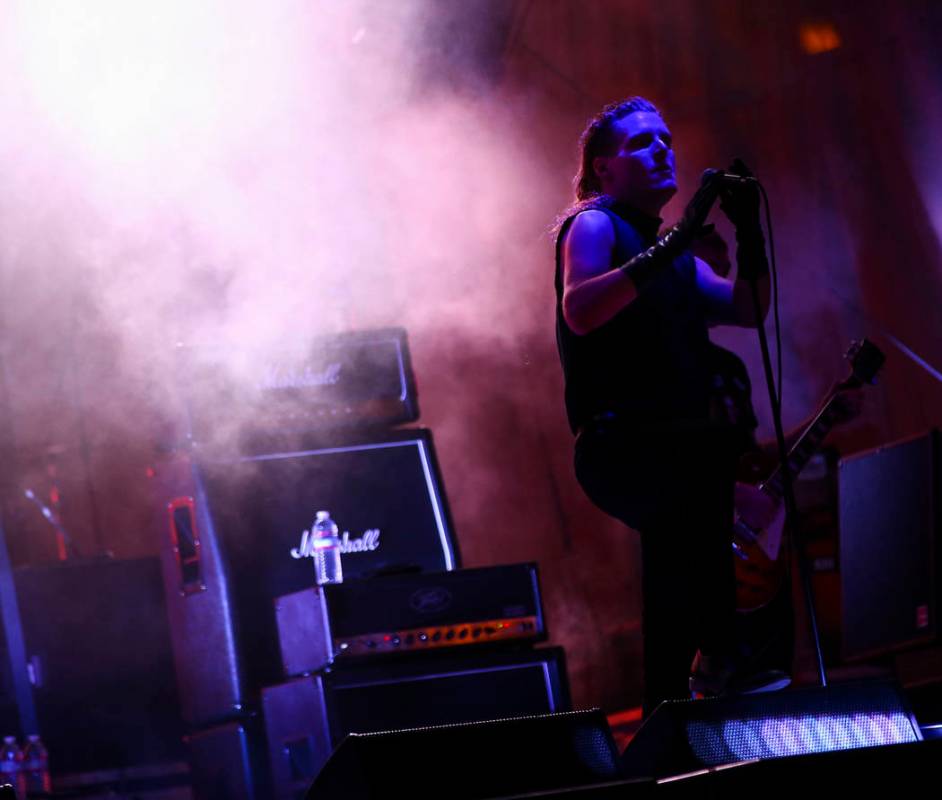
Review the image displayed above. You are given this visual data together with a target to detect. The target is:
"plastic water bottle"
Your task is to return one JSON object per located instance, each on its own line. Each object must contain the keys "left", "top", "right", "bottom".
{"left": 0, "top": 736, "right": 24, "bottom": 798}
{"left": 21, "top": 735, "right": 50, "bottom": 795}
{"left": 312, "top": 511, "right": 343, "bottom": 585}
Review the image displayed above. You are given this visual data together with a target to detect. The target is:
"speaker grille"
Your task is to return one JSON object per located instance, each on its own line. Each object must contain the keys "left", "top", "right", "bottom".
{"left": 839, "top": 430, "right": 940, "bottom": 659}
{"left": 684, "top": 683, "right": 920, "bottom": 765}
{"left": 571, "top": 724, "right": 620, "bottom": 776}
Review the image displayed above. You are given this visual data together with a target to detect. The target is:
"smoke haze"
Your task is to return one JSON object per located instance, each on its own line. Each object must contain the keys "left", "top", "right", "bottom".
{"left": 0, "top": 0, "right": 545, "bottom": 423}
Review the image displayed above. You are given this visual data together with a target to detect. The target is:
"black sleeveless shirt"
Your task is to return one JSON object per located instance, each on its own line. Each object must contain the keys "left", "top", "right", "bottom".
{"left": 554, "top": 203, "right": 714, "bottom": 435}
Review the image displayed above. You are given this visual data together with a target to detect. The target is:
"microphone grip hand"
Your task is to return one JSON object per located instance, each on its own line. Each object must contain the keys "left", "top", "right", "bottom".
{"left": 674, "top": 169, "right": 723, "bottom": 245}
{"left": 620, "top": 174, "right": 721, "bottom": 292}
{"left": 719, "top": 158, "right": 761, "bottom": 231}
{"left": 718, "top": 158, "right": 768, "bottom": 280}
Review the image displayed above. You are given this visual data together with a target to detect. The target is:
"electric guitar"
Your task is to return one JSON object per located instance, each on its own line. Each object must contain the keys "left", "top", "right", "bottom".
{"left": 733, "top": 339, "right": 885, "bottom": 612}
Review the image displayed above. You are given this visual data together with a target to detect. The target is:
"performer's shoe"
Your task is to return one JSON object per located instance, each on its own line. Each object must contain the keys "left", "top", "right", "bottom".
{"left": 689, "top": 649, "right": 791, "bottom": 697}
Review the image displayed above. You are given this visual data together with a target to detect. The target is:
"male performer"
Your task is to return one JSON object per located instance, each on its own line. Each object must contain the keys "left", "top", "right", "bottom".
{"left": 554, "top": 97, "right": 775, "bottom": 718}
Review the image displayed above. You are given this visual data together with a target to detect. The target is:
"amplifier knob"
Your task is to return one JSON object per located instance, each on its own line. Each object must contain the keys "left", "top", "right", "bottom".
{"left": 418, "top": 632, "right": 428, "bottom": 642}
{"left": 458, "top": 629, "right": 468, "bottom": 639}
{"left": 472, "top": 628, "right": 482, "bottom": 638}
{"left": 431, "top": 631, "right": 442, "bottom": 642}
{"left": 445, "top": 630, "right": 455, "bottom": 641}
{"left": 392, "top": 636, "right": 401, "bottom": 646}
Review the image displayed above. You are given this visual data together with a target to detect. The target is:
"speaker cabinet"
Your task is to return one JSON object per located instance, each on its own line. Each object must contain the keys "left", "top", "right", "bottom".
{"left": 262, "top": 647, "right": 571, "bottom": 798}
{"left": 187, "top": 722, "right": 260, "bottom": 800}
{"left": 6, "top": 558, "right": 184, "bottom": 776}
{"left": 840, "top": 429, "right": 941, "bottom": 660}
{"left": 153, "top": 428, "right": 459, "bottom": 725}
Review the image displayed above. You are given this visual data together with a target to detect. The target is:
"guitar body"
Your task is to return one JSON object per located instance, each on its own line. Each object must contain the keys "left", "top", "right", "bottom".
{"left": 729, "top": 339, "right": 885, "bottom": 614}
{"left": 733, "top": 479, "right": 787, "bottom": 612}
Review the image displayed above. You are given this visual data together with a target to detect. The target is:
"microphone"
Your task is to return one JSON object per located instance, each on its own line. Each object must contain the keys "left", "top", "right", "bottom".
{"left": 701, "top": 168, "right": 758, "bottom": 185}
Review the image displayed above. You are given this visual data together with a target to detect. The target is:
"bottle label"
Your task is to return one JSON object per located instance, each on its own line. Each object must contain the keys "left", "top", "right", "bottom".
{"left": 291, "top": 527, "right": 381, "bottom": 559}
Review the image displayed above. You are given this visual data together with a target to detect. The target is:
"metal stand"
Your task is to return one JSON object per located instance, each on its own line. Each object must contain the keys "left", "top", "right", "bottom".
{"left": 746, "top": 275, "right": 828, "bottom": 688}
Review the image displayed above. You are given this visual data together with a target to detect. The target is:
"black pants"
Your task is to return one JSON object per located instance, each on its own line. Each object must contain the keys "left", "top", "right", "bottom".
{"left": 574, "top": 419, "right": 740, "bottom": 719}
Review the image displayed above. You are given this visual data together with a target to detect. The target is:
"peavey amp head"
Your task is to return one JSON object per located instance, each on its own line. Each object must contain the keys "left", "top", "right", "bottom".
{"left": 274, "top": 563, "right": 546, "bottom": 676}
{"left": 178, "top": 327, "right": 419, "bottom": 444}
{"left": 154, "top": 427, "right": 459, "bottom": 726}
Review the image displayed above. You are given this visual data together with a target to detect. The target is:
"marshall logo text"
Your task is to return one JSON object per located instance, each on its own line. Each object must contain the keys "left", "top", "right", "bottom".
{"left": 291, "top": 528, "right": 381, "bottom": 560}
{"left": 259, "top": 361, "right": 343, "bottom": 391}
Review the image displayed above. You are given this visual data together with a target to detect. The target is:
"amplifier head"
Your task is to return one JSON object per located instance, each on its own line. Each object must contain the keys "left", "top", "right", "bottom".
{"left": 275, "top": 564, "right": 545, "bottom": 674}
{"left": 178, "top": 327, "right": 418, "bottom": 443}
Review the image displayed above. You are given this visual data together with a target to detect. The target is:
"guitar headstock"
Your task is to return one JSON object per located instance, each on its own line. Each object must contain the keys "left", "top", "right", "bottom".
{"left": 844, "top": 339, "right": 885, "bottom": 385}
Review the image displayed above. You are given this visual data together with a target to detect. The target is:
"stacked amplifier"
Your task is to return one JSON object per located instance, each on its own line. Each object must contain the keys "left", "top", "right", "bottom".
{"left": 263, "top": 565, "right": 567, "bottom": 798}
{"left": 153, "top": 328, "right": 568, "bottom": 800}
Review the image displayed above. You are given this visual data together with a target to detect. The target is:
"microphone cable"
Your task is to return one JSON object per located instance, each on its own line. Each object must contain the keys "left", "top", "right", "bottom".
{"left": 757, "top": 180, "right": 782, "bottom": 412}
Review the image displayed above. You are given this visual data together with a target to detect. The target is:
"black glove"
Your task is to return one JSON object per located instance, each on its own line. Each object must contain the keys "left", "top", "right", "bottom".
{"left": 680, "top": 169, "right": 725, "bottom": 240}
{"left": 720, "top": 158, "right": 768, "bottom": 281}
{"left": 620, "top": 172, "right": 722, "bottom": 291}
{"left": 719, "top": 158, "right": 761, "bottom": 231}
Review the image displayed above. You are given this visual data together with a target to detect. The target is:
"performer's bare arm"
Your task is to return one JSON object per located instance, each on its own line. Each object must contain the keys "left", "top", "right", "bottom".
{"left": 560, "top": 210, "right": 641, "bottom": 336}
{"left": 694, "top": 256, "right": 771, "bottom": 328}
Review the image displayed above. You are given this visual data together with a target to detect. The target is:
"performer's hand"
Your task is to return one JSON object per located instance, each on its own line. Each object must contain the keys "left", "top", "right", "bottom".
{"left": 677, "top": 171, "right": 723, "bottom": 242}
{"left": 719, "top": 158, "right": 761, "bottom": 232}
{"left": 647, "top": 172, "right": 722, "bottom": 265}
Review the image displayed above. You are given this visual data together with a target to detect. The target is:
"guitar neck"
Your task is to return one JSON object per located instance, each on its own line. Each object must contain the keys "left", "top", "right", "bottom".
{"left": 760, "top": 393, "right": 844, "bottom": 503}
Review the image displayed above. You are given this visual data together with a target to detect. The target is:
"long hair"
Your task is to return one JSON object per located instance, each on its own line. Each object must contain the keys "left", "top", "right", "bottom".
{"left": 553, "top": 97, "right": 661, "bottom": 232}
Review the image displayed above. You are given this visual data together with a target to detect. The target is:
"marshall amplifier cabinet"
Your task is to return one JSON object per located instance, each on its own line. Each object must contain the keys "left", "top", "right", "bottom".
{"left": 153, "top": 427, "right": 459, "bottom": 726}
{"left": 178, "top": 327, "right": 419, "bottom": 444}
{"left": 275, "top": 563, "right": 545, "bottom": 675}
{"left": 840, "top": 429, "right": 941, "bottom": 660}
{"left": 261, "top": 646, "right": 571, "bottom": 798}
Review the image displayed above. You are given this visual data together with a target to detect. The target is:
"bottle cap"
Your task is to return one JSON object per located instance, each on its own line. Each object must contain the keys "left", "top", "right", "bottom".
{"left": 315, "top": 510, "right": 330, "bottom": 521}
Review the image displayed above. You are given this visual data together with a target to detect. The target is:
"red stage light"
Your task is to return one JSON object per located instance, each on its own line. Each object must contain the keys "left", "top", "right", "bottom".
{"left": 799, "top": 22, "right": 842, "bottom": 55}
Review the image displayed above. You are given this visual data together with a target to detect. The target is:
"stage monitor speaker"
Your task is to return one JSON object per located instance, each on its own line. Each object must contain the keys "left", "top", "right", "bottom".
{"left": 657, "top": 736, "right": 942, "bottom": 794}
{"left": 153, "top": 427, "right": 460, "bottom": 726}
{"left": 839, "top": 429, "right": 941, "bottom": 660}
{"left": 619, "top": 680, "right": 921, "bottom": 781}
{"left": 504, "top": 739, "right": 942, "bottom": 797}
{"left": 6, "top": 557, "right": 184, "bottom": 777}
{"left": 304, "top": 707, "right": 618, "bottom": 800}
{"left": 262, "top": 646, "right": 570, "bottom": 798}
